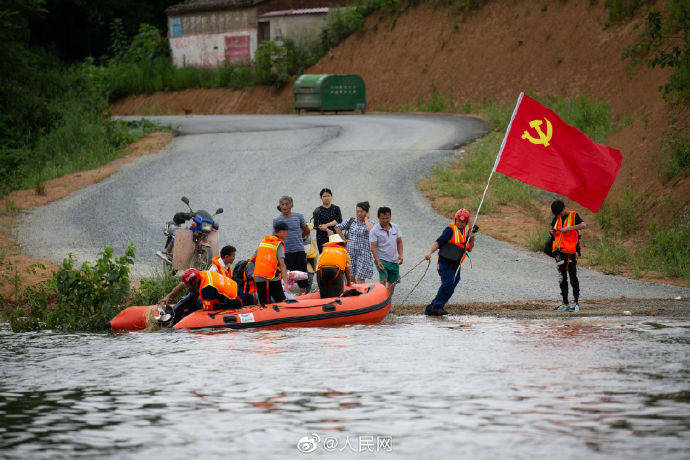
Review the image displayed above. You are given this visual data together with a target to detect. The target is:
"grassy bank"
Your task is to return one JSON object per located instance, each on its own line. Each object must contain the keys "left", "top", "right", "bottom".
{"left": 2, "top": 244, "right": 180, "bottom": 332}
{"left": 418, "top": 95, "right": 689, "bottom": 282}
{"left": 1, "top": 109, "right": 165, "bottom": 199}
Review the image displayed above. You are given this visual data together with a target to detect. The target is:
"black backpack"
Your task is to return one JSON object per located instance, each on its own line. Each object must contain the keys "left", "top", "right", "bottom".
{"left": 232, "top": 260, "right": 250, "bottom": 291}
{"left": 543, "top": 234, "right": 555, "bottom": 257}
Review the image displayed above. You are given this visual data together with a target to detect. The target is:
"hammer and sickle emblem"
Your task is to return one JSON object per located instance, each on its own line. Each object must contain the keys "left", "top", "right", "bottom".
{"left": 521, "top": 118, "right": 553, "bottom": 146}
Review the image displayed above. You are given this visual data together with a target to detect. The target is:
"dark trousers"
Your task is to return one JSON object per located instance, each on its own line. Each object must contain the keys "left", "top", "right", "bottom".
{"left": 211, "top": 297, "right": 244, "bottom": 310}
{"left": 427, "top": 258, "right": 461, "bottom": 312}
{"left": 238, "top": 290, "right": 255, "bottom": 307}
{"left": 317, "top": 266, "right": 344, "bottom": 298}
{"left": 171, "top": 291, "right": 201, "bottom": 322}
{"left": 285, "top": 251, "right": 309, "bottom": 289}
{"left": 255, "top": 279, "right": 286, "bottom": 304}
{"left": 558, "top": 255, "right": 579, "bottom": 304}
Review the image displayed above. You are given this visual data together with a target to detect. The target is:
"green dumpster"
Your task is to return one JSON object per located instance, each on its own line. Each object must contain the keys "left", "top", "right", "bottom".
{"left": 294, "top": 74, "right": 366, "bottom": 113}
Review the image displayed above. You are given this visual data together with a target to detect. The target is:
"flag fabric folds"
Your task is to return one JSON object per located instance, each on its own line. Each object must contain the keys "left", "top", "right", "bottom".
{"left": 494, "top": 93, "right": 622, "bottom": 212}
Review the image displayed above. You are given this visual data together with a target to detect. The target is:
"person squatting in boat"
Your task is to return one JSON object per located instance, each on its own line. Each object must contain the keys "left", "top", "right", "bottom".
{"left": 158, "top": 268, "right": 253, "bottom": 323}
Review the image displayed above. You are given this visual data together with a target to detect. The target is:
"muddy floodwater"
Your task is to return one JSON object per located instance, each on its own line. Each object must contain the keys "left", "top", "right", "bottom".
{"left": 1, "top": 316, "right": 689, "bottom": 458}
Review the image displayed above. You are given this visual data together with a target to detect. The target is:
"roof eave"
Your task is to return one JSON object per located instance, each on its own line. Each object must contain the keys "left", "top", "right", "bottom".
{"left": 166, "top": 0, "right": 265, "bottom": 16}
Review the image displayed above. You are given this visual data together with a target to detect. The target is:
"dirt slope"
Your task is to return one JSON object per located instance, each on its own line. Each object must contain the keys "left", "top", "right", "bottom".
{"left": 110, "top": 0, "right": 689, "bottom": 218}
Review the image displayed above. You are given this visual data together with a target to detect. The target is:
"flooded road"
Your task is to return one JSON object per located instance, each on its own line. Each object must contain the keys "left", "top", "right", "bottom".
{"left": 1, "top": 316, "right": 688, "bottom": 458}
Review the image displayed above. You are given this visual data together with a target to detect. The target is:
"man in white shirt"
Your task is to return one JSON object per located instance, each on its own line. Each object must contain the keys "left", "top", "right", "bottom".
{"left": 369, "top": 206, "right": 403, "bottom": 296}
{"left": 208, "top": 245, "right": 236, "bottom": 279}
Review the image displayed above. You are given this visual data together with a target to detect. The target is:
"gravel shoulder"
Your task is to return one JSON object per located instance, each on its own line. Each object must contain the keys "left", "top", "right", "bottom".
{"left": 15, "top": 114, "right": 690, "bottom": 307}
{"left": 394, "top": 298, "right": 690, "bottom": 318}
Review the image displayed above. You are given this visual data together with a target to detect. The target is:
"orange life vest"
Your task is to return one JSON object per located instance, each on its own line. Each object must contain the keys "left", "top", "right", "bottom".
{"left": 318, "top": 242, "right": 349, "bottom": 270}
{"left": 197, "top": 270, "right": 239, "bottom": 310}
{"left": 245, "top": 275, "right": 257, "bottom": 294}
{"left": 552, "top": 211, "right": 579, "bottom": 254}
{"left": 209, "top": 256, "right": 232, "bottom": 279}
{"left": 447, "top": 222, "right": 471, "bottom": 263}
{"left": 253, "top": 235, "right": 284, "bottom": 279}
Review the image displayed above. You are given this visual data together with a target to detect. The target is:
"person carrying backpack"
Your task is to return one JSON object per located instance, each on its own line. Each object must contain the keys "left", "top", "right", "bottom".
{"left": 550, "top": 199, "right": 587, "bottom": 312}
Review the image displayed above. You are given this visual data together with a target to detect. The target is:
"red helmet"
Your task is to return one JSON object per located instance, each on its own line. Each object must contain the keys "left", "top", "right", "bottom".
{"left": 181, "top": 268, "right": 200, "bottom": 284}
{"left": 454, "top": 208, "right": 470, "bottom": 222}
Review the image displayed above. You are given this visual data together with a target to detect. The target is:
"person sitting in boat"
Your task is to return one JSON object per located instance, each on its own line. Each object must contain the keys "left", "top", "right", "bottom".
{"left": 252, "top": 222, "right": 290, "bottom": 304}
{"left": 208, "top": 245, "right": 235, "bottom": 278}
{"left": 158, "top": 268, "right": 250, "bottom": 323}
{"left": 316, "top": 233, "right": 353, "bottom": 298}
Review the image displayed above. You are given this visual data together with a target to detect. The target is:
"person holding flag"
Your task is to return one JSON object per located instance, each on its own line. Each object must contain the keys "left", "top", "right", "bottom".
{"left": 423, "top": 208, "right": 478, "bottom": 316}
{"left": 468, "top": 92, "right": 621, "bottom": 312}
{"left": 550, "top": 199, "right": 587, "bottom": 311}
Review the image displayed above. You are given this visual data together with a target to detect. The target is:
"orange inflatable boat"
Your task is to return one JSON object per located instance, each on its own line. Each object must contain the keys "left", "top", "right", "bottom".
{"left": 110, "top": 283, "right": 391, "bottom": 331}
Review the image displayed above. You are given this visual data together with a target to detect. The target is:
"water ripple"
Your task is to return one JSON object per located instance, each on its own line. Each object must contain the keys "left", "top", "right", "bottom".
{"left": 1, "top": 317, "right": 689, "bottom": 457}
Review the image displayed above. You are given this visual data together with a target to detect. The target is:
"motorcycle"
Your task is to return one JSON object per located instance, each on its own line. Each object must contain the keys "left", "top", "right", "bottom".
{"left": 155, "top": 196, "right": 223, "bottom": 271}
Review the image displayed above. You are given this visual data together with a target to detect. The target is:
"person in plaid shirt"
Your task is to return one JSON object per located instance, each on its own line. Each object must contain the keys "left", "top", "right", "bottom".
{"left": 332, "top": 201, "right": 375, "bottom": 283}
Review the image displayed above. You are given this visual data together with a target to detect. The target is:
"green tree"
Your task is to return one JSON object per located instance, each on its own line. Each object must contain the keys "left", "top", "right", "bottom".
{"left": 0, "top": 0, "right": 49, "bottom": 148}
{"left": 28, "top": 0, "right": 179, "bottom": 61}
{"left": 623, "top": 1, "right": 690, "bottom": 103}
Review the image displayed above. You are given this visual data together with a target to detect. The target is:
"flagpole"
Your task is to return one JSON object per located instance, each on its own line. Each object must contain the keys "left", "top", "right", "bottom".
{"left": 470, "top": 92, "right": 524, "bottom": 231}
{"left": 457, "top": 93, "right": 525, "bottom": 279}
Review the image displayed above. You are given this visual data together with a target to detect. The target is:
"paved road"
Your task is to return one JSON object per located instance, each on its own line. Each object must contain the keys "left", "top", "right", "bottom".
{"left": 17, "top": 114, "right": 690, "bottom": 304}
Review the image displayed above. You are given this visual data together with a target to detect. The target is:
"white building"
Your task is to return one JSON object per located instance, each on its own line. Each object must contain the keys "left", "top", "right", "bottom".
{"left": 258, "top": 8, "right": 330, "bottom": 44}
{"left": 166, "top": 0, "right": 263, "bottom": 67}
{"left": 165, "top": 0, "right": 344, "bottom": 67}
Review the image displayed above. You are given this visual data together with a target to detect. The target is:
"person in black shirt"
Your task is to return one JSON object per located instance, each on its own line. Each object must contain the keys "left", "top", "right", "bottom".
{"left": 550, "top": 199, "right": 587, "bottom": 312}
{"left": 312, "top": 188, "right": 342, "bottom": 253}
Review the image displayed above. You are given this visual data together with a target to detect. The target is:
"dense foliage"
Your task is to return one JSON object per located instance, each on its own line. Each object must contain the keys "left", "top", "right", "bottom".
{"left": 134, "top": 268, "right": 181, "bottom": 306}
{"left": 0, "top": 1, "right": 167, "bottom": 197}
{"left": 27, "top": 0, "right": 179, "bottom": 62}
{"left": 5, "top": 244, "right": 191, "bottom": 332}
{"left": 622, "top": 0, "right": 689, "bottom": 103}
{"left": 8, "top": 245, "right": 136, "bottom": 332}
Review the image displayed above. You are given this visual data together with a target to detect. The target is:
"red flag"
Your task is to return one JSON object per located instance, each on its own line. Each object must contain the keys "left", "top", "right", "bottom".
{"left": 494, "top": 93, "right": 622, "bottom": 212}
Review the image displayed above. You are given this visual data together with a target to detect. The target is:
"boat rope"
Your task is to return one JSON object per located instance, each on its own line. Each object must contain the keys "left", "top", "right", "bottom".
{"left": 397, "top": 257, "right": 428, "bottom": 281}
{"left": 397, "top": 258, "right": 431, "bottom": 307}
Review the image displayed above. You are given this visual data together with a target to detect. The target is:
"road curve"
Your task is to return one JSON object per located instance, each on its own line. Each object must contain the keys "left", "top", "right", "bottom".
{"left": 17, "top": 114, "right": 690, "bottom": 304}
